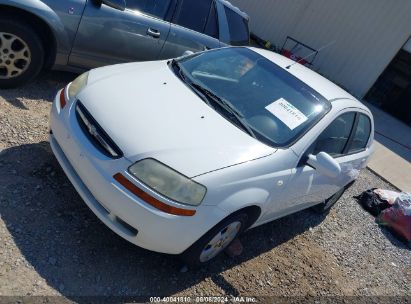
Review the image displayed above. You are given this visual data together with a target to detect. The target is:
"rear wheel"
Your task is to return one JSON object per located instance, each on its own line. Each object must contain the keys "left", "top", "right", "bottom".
{"left": 181, "top": 213, "right": 248, "bottom": 268}
{"left": 311, "top": 187, "right": 345, "bottom": 214}
{"left": 0, "top": 18, "right": 44, "bottom": 88}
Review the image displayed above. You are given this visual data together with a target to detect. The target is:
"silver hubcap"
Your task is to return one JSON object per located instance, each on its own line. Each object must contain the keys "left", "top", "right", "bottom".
{"left": 199, "top": 221, "right": 241, "bottom": 263}
{"left": 0, "top": 32, "right": 31, "bottom": 79}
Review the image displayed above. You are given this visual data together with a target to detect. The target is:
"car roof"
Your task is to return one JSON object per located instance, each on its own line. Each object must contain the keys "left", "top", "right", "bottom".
{"left": 217, "top": 0, "right": 249, "bottom": 20}
{"left": 248, "top": 47, "right": 369, "bottom": 112}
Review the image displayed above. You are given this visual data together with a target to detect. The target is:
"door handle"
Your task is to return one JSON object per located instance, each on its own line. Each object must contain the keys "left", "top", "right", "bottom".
{"left": 147, "top": 28, "right": 160, "bottom": 38}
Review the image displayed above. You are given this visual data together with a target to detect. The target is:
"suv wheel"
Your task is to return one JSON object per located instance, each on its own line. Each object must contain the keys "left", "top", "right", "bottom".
{"left": 0, "top": 18, "right": 44, "bottom": 88}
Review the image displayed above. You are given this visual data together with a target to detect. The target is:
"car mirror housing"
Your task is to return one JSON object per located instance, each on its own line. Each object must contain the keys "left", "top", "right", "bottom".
{"left": 101, "top": 0, "right": 126, "bottom": 11}
{"left": 307, "top": 152, "right": 341, "bottom": 178}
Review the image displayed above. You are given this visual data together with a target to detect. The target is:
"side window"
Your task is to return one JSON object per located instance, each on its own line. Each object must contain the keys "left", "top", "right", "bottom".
{"left": 223, "top": 6, "right": 249, "bottom": 46}
{"left": 204, "top": 2, "right": 219, "bottom": 39}
{"left": 313, "top": 112, "right": 356, "bottom": 157}
{"left": 348, "top": 114, "right": 371, "bottom": 153}
{"left": 173, "top": 0, "right": 213, "bottom": 33}
{"left": 126, "top": 0, "right": 172, "bottom": 19}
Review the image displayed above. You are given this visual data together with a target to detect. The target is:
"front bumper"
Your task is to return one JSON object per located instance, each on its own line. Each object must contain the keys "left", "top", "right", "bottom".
{"left": 49, "top": 89, "right": 229, "bottom": 254}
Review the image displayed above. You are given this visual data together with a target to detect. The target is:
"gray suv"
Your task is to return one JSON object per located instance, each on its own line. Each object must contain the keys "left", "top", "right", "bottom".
{"left": 0, "top": 0, "right": 250, "bottom": 88}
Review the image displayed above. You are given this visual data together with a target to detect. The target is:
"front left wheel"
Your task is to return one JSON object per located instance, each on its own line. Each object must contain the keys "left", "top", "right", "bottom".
{"left": 0, "top": 18, "right": 45, "bottom": 88}
{"left": 181, "top": 213, "right": 248, "bottom": 268}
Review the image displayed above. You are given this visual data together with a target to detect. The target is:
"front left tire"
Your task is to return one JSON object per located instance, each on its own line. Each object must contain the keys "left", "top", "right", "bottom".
{"left": 181, "top": 212, "right": 249, "bottom": 268}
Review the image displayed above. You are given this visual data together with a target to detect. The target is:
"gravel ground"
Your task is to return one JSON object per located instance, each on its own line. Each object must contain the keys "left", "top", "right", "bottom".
{"left": 0, "top": 71, "right": 410, "bottom": 301}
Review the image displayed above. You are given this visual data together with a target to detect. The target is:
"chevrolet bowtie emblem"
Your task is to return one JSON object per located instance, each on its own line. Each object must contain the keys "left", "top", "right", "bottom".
{"left": 88, "top": 124, "right": 98, "bottom": 137}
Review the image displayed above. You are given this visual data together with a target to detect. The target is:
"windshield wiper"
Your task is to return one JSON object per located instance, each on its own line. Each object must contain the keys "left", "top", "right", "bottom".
{"left": 171, "top": 59, "right": 187, "bottom": 82}
{"left": 171, "top": 60, "right": 256, "bottom": 139}
{"left": 171, "top": 60, "right": 213, "bottom": 108}
{"left": 191, "top": 83, "right": 242, "bottom": 116}
{"left": 190, "top": 82, "right": 257, "bottom": 139}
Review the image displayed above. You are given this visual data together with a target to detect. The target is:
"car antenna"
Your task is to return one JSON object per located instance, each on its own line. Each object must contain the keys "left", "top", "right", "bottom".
{"left": 285, "top": 40, "right": 336, "bottom": 70}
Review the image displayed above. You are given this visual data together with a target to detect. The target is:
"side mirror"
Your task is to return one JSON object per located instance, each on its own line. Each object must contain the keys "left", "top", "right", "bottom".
{"left": 101, "top": 0, "right": 126, "bottom": 11}
{"left": 182, "top": 50, "right": 194, "bottom": 57}
{"left": 307, "top": 152, "right": 341, "bottom": 178}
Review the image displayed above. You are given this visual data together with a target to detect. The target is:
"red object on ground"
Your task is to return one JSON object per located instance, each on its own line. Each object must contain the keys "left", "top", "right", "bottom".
{"left": 377, "top": 194, "right": 411, "bottom": 244}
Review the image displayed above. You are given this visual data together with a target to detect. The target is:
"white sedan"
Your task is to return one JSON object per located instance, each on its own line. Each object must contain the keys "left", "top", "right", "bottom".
{"left": 49, "top": 47, "right": 374, "bottom": 266}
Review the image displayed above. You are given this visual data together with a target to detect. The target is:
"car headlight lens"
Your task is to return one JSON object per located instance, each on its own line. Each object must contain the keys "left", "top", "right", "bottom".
{"left": 68, "top": 72, "right": 89, "bottom": 100}
{"left": 128, "top": 159, "right": 206, "bottom": 206}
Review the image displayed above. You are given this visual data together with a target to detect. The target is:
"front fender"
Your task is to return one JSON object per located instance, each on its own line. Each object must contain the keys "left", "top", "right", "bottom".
{"left": 214, "top": 188, "right": 269, "bottom": 227}
{"left": 0, "top": 0, "right": 84, "bottom": 64}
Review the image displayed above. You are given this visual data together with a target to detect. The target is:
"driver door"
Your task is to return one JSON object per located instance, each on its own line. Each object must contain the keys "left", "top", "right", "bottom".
{"left": 281, "top": 111, "right": 371, "bottom": 210}
{"left": 69, "top": 0, "right": 174, "bottom": 69}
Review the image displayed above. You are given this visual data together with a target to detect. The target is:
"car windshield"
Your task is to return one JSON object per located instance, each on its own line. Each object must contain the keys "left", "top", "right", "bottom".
{"left": 175, "top": 47, "right": 331, "bottom": 147}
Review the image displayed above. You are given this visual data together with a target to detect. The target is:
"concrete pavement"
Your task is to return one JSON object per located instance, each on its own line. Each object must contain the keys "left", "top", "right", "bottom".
{"left": 364, "top": 102, "right": 411, "bottom": 192}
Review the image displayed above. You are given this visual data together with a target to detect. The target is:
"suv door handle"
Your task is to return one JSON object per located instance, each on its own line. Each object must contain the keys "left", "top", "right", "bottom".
{"left": 147, "top": 28, "right": 160, "bottom": 38}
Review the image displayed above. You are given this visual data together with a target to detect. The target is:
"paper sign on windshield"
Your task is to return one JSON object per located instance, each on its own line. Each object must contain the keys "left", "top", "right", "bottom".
{"left": 265, "top": 98, "right": 307, "bottom": 130}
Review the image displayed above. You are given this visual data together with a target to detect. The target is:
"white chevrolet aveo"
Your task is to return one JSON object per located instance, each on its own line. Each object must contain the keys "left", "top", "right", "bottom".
{"left": 49, "top": 47, "right": 374, "bottom": 266}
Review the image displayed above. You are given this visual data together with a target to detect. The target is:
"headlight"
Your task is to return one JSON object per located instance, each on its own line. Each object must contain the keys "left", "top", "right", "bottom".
{"left": 68, "top": 71, "right": 89, "bottom": 100}
{"left": 129, "top": 159, "right": 206, "bottom": 206}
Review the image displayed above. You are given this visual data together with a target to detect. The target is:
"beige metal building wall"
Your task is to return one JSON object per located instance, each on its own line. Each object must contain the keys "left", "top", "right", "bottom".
{"left": 230, "top": 0, "right": 411, "bottom": 98}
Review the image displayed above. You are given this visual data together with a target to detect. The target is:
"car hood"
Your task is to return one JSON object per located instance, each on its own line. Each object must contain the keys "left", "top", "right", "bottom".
{"left": 77, "top": 61, "right": 275, "bottom": 178}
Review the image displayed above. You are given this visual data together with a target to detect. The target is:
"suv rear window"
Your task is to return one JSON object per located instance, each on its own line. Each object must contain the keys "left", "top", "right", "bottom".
{"left": 204, "top": 2, "right": 219, "bottom": 39}
{"left": 224, "top": 6, "right": 249, "bottom": 46}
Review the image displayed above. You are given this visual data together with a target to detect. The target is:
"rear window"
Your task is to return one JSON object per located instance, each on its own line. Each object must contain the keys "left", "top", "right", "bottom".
{"left": 224, "top": 6, "right": 249, "bottom": 46}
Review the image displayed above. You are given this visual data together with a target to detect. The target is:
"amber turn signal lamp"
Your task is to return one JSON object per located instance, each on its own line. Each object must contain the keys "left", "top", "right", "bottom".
{"left": 113, "top": 173, "right": 196, "bottom": 216}
{"left": 60, "top": 87, "right": 67, "bottom": 109}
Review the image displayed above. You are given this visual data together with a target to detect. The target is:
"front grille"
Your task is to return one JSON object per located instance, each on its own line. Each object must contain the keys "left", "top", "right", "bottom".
{"left": 75, "top": 101, "right": 123, "bottom": 159}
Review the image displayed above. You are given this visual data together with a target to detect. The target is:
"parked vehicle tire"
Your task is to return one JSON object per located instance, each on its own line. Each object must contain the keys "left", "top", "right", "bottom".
{"left": 0, "top": 18, "right": 44, "bottom": 89}
{"left": 181, "top": 213, "right": 249, "bottom": 268}
{"left": 311, "top": 187, "right": 346, "bottom": 214}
